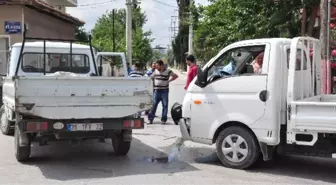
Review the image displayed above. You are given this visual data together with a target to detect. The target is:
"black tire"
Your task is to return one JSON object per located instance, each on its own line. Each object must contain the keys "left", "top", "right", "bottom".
{"left": 112, "top": 135, "right": 131, "bottom": 156}
{"left": 14, "top": 125, "right": 31, "bottom": 162}
{"left": 216, "top": 126, "right": 260, "bottom": 169}
{"left": 0, "top": 106, "right": 14, "bottom": 135}
{"left": 171, "top": 102, "right": 182, "bottom": 125}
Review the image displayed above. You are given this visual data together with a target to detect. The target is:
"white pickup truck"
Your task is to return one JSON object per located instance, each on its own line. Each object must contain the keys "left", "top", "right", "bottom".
{"left": 1, "top": 35, "right": 152, "bottom": 162}
{"left": 173, "top": 37, "right": 336, "bottom": 169}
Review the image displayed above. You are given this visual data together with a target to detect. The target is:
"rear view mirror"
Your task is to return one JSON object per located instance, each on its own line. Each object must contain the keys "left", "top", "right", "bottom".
{"left": 195, "top": 67, "right": 207, "bottom": 88}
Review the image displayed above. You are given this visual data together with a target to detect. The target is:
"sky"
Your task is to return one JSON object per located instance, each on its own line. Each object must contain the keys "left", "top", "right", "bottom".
{"left": 66, "top": 0, "right": 210, "bottom": 47}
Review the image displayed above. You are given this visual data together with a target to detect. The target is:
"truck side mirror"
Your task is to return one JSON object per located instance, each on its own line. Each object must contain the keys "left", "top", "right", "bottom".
{"left": 195, "top": 67, "right": 207, "bottom": 88}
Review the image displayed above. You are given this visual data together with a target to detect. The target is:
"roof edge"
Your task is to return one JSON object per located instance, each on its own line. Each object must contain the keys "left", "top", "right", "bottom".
{"left": 0, "top": 0, "right": 85, "bottom": 26}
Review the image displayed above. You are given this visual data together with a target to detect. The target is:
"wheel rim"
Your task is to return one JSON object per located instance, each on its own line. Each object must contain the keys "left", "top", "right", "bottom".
{"left": 222, "top": 134, "right": 248, "bottom": 163}
{"left": 0, "top": 113, "right": 8, "bottom": 131}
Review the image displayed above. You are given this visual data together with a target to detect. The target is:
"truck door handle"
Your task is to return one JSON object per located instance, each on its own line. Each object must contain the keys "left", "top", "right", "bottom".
{"left": 259, "top": 90, "right": 267, "bottom": 102}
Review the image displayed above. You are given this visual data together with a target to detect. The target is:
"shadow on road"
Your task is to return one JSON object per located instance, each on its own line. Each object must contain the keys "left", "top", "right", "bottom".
{"left": 192, "top": 147, "right": 336, "bottom": 184}
{"left": 23, "top": 138, "right": 198, "bottom": 181}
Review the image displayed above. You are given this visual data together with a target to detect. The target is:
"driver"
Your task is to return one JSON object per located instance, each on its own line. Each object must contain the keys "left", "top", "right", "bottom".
{"left": 220, "top": 52, "right": 237, "bottom": 75}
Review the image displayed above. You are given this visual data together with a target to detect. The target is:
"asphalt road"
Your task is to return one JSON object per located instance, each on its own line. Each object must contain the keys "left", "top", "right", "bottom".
{"left": 1, "top": 71, "right": 336, "bottom": 185}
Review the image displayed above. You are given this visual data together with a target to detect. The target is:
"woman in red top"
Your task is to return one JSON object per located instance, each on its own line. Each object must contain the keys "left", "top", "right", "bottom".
{"left": 185, "top": 54, "right": 198, "bottom": 90}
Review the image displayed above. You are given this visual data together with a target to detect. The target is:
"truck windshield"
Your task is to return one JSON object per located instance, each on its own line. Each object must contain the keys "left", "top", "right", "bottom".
{"left": 21, "top": 53, "right": 90, "bottom": 74}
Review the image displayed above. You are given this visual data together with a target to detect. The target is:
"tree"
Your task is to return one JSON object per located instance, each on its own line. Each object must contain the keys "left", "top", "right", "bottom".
{"left": 192, "top": 0, "right": 321, "bottom": 62}
{"left": 91, "top": 8, "right": 153, "bottom": 67}
{"left": 172, "top": 0, "right": 192, "bottom": 70}
{"left": 75, "top": 26, "right": 89, "bottom": 44}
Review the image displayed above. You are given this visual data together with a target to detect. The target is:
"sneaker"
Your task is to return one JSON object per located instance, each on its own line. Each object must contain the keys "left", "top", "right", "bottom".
{"left": 161, "top": 120, "right": 166, "bottom": 124}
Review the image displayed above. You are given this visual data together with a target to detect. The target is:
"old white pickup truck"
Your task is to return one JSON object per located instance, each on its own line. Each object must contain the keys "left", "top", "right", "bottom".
{"left": 1, "top": 34, "right": 152, "bottom": 162}
{"left": 173, "top": 36, "right": 336, "bottom": 169}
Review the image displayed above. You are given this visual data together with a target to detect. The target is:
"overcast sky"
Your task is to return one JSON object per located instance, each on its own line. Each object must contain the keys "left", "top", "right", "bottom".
{"left": 66, "top": 0, "right": 209, "bottom": 47}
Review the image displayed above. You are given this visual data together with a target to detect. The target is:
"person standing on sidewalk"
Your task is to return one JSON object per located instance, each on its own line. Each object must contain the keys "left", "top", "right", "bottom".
{"left": 126, "top": 62, "right": 133, "bottom": 75}
{"left": 144, "top": 61, "right": 156, "bottom": 115}
{"left": 184, "top": 54, "right": 198, "bottom": 90}
{"left": 145, "top": 62, "right": 156, "bottom": 77}
{"left": 129, "top": 62, "right": 144, "bottom": 117}
{"left": 148, "top": 60, "right": 178, "bottom": 124}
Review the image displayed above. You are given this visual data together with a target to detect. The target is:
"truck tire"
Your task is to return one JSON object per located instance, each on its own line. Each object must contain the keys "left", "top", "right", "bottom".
{"left": 171, "top": 102, "right": 182, "bottom": 125}
{"left": 216, "top": 126, "right": 260, "bottom": 169}
{"left": 112, "top": 136, "right": 131, "bottom": 156}
{"left": 0, "top": 106, "right": 14, "bottom": 135}
{"left": 14, "top": 125, "right": 31, "bottom": 162}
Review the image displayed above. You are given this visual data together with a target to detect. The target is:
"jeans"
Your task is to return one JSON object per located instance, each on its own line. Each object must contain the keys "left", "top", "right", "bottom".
{"left": 148, "top": 89, "right": 169, "bottom": 122}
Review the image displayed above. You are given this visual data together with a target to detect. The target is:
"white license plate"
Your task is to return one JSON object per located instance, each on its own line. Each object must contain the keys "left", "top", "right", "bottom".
{"left": 67, "top": 123, "right": 103, "bottom": 131}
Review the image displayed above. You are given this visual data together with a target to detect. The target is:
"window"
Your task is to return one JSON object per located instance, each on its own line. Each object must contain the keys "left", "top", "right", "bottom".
{"left": 207, "top": 45, "right": 266, "bottom": 80}
{"left": 286, "top": 49, "right": 308, "bottom": 70}
{"left": 21, "top": 53, "right": 90, "bottom": 74}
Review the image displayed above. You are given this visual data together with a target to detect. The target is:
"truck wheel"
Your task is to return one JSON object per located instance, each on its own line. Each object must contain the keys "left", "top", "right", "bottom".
{"left": 0, "top": 106, "right": 14, "bottom": 135}
{"left": 14, "top": 125, "right": 31, "bottom": 162}
{"left": 112, "top": 136, "right": 131, "bottom": 156}
{"left": 216, "top": 126, "right": 260, "bottom": 169}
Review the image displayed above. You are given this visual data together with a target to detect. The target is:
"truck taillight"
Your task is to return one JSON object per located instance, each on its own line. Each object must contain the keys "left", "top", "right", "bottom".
{"left": 123, "top": 119, "right": 143, "bottom": 129}
{"left": 27, "top": 122, "right": 48, "bottom": 131}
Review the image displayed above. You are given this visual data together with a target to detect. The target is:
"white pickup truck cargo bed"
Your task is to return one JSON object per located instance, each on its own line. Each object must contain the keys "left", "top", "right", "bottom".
{"left": 290, "top": 94, "right": 336, "bottom": 133}
{"left": 2, "top": 76, "right": 153, "bottom": 119}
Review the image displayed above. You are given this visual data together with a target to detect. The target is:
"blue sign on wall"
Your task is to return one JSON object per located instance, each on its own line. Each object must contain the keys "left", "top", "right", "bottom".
{"left": 4, "top": 21, "right": 22, "bottom": 34}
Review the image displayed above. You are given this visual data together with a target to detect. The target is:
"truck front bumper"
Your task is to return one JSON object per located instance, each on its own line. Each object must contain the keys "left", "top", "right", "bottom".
{"left": 179, "top": 118, "right": 191, "bottom": 141}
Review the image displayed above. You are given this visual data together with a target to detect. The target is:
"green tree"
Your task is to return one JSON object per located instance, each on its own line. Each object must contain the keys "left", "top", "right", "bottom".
{"left": 75, "top": 26, "right": 89, "bottom": 44}
{"left": 172, "top": 0, "right": 192, "bottom": 70}
{"left": 91, "top": 8, "right": 153, "bottom": 67}
{"left": 193, "top": 0, "right": 321, "bottom": 62}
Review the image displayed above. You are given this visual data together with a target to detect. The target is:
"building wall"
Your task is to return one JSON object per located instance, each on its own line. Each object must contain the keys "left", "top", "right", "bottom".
{"left": 0, "top": 5, "right": 77, "bottom": 45}
{"left": 24, "top": 7, "right": 76, "bottom": 40}
{"left": 0, "top": 5, "right": 23, "bottom": 45}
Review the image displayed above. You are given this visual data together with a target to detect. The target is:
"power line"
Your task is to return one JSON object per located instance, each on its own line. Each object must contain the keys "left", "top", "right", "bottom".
{"left": 77, "top": 0, "right": 115, "bottom": 7}
{"left": 152, "top": 0, "right": 178, "bottom": 8}
{"left": 67, "top": 0, "right": 115, "bottom": 10}
{"left": 66, "top": 0, "right": 116, "bottom": 9}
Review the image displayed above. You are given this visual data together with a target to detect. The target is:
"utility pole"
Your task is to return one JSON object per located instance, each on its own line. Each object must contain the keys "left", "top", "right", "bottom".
{"left": 112, "top": 9, "right": 116, "bottom": 52}
{"left": 327, "top": 0, "right": 331, "bottom": 94}
{"left": 126, "top": 0, "right": 133, "bottom": 65}
{"left": 320, "top": 0, "right": 328, "bottom": 94}
{"left": 169, "top": 16, "right": 178, "bottom": 43}
{"left": 188, "top": 0, "right": 193, "bottom": 54}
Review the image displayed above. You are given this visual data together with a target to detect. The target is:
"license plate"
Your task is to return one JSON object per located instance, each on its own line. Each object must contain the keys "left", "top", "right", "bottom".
{"left": 67, "top": 123, "right": 103, "bottom": 131}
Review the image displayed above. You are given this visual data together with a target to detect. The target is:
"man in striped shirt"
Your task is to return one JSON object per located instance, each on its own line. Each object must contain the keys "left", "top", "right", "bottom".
{"left": 129, "top": 62, "right": 144, "bottom": 77}
{"left": 148, "top": 60, "right": 178, "bottom": 124}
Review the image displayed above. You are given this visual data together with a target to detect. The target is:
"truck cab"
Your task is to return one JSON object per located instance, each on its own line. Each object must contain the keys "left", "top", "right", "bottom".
{"left": 176, "top": 37, "right": 326, "bottom": 169}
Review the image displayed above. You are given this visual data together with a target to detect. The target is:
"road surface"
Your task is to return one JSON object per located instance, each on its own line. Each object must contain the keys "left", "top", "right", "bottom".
{"left": 1, "top": 71, "right": 336, "bottom": 185}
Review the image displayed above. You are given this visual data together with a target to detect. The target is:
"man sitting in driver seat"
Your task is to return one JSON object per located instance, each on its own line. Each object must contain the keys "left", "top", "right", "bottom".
{"left": 220, "top": 52, "right": 239, "bottom": 75}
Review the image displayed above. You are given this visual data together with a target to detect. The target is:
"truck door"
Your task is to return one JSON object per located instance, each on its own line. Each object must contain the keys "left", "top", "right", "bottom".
{"left": 189, "top": 44, "right": 271, "bottom": 140}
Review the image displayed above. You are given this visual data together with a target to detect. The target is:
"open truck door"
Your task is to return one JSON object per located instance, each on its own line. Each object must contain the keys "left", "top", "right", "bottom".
{"left": 286, "top": 37, "right": 321, "bottom": 146}
{"left": 96, "top": 52, "right": 127, "bottom": 77}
